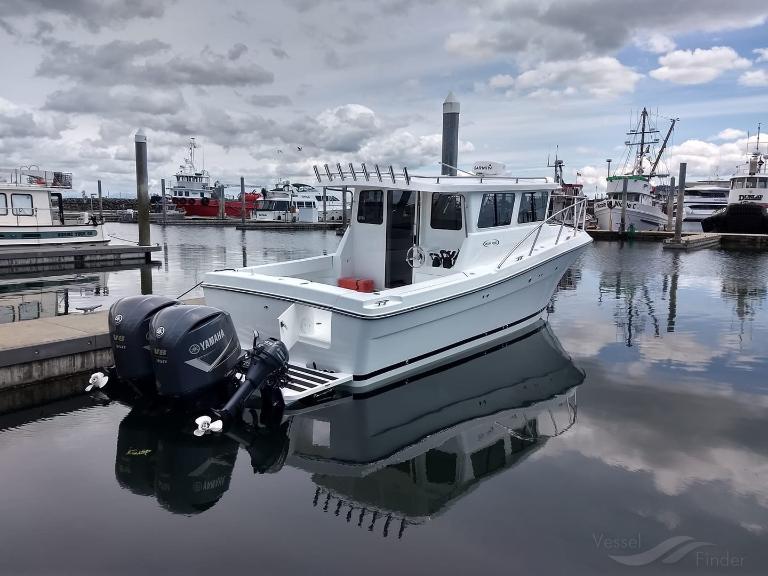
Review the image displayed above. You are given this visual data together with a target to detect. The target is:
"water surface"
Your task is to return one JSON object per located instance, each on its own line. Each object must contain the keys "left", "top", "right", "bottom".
{"left": 1, "top": 232, "right": 767, "bottom": 575}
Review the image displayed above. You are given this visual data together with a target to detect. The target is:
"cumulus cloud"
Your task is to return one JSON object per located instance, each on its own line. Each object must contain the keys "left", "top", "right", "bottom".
{"left": 37, "top": 40, "right": 274, "bottom": 88}
{"left": 754, "top": 47, "right": 768, "bottom": 62}
{"left": 45, "top": 86, "right": 187, "bottom": 116}
{"left": 446, "top": 0, "right": 768, "bottom": 63}
{"left": 716, "top": 128, "right": 748, "bottom": 141}
{"left": 650, "top": 46, "right": 751, "bottom": 85}
{"left": 634, "top": 33, "right": 676, "bottom": 54}
{"left": 0, "top": 97, "right": 69, "bottom": 142}
{"left": 739, "top": 69, "right": 768, "bottom": 86}
{"left": 486, "top": 57, "right": 642, "bottom": 99}
{"left": 667, "top": 137, "right": 752, "bottom": 180}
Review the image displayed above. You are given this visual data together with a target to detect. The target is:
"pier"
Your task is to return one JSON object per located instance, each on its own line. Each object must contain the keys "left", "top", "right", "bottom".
{"left": 0, "top": 243, "right": 161, "bottom": 273}
{"left": 587, "top": 229, "right": 768, "bottom": 249}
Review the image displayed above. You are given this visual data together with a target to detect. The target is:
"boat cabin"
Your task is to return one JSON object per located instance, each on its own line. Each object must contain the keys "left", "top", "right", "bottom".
{"left": 0, "top": 169, "right": 69, "bottom": 228}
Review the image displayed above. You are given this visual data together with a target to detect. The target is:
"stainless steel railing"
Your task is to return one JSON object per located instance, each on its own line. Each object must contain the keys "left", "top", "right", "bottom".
{"left": 496, "top": 196, "right": 588, "bottom": 269}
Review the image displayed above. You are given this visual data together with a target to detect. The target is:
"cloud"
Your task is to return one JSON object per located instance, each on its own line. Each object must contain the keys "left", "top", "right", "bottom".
{"left": 716, "top": 128, "right": 748, "bottom": 141}
{"left": 486, "top": 57, "right": 642, "bottom": 99}
{"left": 227, "top": 43, "right": 248, "bottom": 61}
{"left": 650, "top": 46, "right": 751, "bottom": 85}
{"left": 634, "top": 33, "right": 676, "bottom": 54}
{"left": 574, "top": 165, "right": 608, "bottom": 197}
{"left": 666, "top": 136, "right": 753, "bottom": 179}
{"left": 247, "top": 94, "right": 293, "bottom": 108}
{"left": 37, "top": 39, "right": 274, "bottom": 88}
{"left": 44, "top": 86, "right": 187, "bottom": 116}
{"left": 739, "top": 69, "right": 768, "bottom": 86}
{"left": 0, "top": 97, "right": 69, "bottom": 141}
{"left": 0, "top": 0, "right": 171, "bottom": 31}
{"left": 446, "top": 0, "right": 768, "bottom": 63}
{"left": 755, "top": 48, "right": 768, "bottom": 62}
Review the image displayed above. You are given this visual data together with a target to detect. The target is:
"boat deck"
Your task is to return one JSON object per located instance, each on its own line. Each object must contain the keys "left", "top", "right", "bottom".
{"left": 282, "top": 364, "right": 352, "bottom": 403}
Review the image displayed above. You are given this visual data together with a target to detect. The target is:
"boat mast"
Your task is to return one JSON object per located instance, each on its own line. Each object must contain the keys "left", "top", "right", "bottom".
{"left": 638, "top": 108, "right": 647, "bottom": 174}
{"left": 650, "top": 117, "right": 677, "bottom": 177}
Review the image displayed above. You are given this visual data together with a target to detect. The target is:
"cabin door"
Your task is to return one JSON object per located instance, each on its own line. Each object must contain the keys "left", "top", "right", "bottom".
{"left": 385, "top": 190, "right": 416, "bottom": 288}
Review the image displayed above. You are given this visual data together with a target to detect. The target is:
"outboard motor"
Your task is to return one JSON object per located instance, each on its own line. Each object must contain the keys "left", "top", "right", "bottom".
{"left": 148, "top": 305, "right": 242, "bottom": 400}
{"left": 101, "top": 295, "right": 177, "bottom": 395}
{"left": 196, "top": 338, "right": 289, "bottom": 435}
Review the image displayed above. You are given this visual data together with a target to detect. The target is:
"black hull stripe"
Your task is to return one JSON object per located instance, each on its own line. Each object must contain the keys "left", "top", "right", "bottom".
{"left": 352, "top": 305, "right": 547, "bottom": 382}
{"left": 352, "top": 322, "right": 548, "bottom": 399}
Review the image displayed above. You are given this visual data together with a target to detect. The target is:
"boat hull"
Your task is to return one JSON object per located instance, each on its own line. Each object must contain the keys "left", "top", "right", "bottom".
{"left": 173, "top": 198, "right": 258, "bottom": 219}
{"left": 594, "top": 204, "right": 666, "bottom": 231}
{"left": 204, "top": 243, "right": 586, "bottom": 394}
{"left": 0, "top": 224, "right": 107, "bottom": 246}
{"left": 701, "top": 203, "right": 768, "bottom": 234}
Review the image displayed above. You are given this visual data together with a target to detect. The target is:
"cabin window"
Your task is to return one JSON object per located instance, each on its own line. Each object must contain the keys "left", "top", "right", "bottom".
{"left": 184, "top": 191, "right": 189, "bottom": 197}
{"left": 430, "top": 193, "right": 463, "bottom": 230}
{"left": 759, "top": 178, "right": 767, "bottom": 189}
{"left": 357, "top": 189, "right": 383, "bottom": 224}
{"left": 746, "top": 178, "right": 757, "bottom": 189}
{"left": 478, "top": 193, "right": 515, "bottom": 228}
{"left": 11, "top": 194, "right": 34, "bottom": 216}
{"left": 517, "top": 190, "right": 549, "bottom": 223}
{"left": 628, "top": 193, "right": 640, "bottom": 202}
{"left": 0, "top": 194, "right": 6, "bottom": 215}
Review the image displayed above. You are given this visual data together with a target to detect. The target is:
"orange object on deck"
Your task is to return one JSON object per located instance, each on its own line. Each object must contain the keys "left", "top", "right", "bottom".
{"left": 337, "top": 277, "right": 375, "bottom": 292}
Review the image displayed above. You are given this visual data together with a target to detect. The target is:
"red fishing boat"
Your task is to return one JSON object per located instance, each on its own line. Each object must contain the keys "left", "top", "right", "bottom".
{"left": 169, "top": 138, "right": 262, "bottom": 218}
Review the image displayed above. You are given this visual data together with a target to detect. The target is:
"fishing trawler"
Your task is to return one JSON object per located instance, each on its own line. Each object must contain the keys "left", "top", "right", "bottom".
{"left": 0, "top": 167, "right": 106, "bottom": 246}
{"left": 702, "top": 128, "right": 768, "bottom": 234}
{"left": 169, "top": 138, "right": 261, "bottom": 219}
{"left": 594, "top": 108, "right": 675, "bottom": 231}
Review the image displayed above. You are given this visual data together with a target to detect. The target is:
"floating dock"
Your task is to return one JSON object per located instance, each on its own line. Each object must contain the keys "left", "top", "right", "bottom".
{"left": 0, "top": 243, "right": 161, "bottom": 273}
{"left": 0, "top": 298, "right": 202, "bottom": 414}
{"left": 587, "top": 230, "right": 768, "bottom": 249}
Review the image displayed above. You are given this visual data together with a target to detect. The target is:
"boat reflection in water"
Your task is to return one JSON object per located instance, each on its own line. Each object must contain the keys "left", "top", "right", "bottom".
{"left": 112, "top": 320, "right": 583, "bottom": 526}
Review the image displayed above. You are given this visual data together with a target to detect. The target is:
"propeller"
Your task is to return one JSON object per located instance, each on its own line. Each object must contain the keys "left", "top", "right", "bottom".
{"left": 194, "top": 415, "right": 224, "bottom": 437}
{"left": 85, "top": 372, "right": 109, "bottom": 392}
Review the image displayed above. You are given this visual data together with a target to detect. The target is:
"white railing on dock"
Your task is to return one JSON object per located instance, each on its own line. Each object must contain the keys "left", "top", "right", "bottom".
{"left": 497, "top": 196, "right": 588, "bottom": 269}
{"left": 313, "top": 162, "right": 550, "bottom": 186}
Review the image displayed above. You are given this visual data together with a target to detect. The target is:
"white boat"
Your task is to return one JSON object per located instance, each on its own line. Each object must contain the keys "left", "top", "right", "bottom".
{"left": 702, "top": 140, "right": 768, "bottom": 234}
{"left": 252, "top": 181, "right": 349, "bottom": 223}
{"left": 203, "top": 162, "right": 591, "bottom": 403}
{"left": 0, "top": 168, "right": 106, "bottom": 246}
{"left": 676, "top": 181, "right": 729, "bottom": 222}
{"left": 594, "top": 108, "right": 675, "bottom": 231}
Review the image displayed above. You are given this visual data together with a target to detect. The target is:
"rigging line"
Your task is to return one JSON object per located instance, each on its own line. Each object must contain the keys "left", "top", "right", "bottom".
{"left": 108, "top": 233, "right": 139, "bottom": 245}
{"left": 175, "top": 268, "right": 235, "bottom": 300}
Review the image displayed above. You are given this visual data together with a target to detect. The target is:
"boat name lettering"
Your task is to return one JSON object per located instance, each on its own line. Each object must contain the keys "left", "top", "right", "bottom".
{"left": 483, "top": 239, "right": 500, "bottom": 247}
{"left": 739, "top": 194, "right": 763, "bottom": 201}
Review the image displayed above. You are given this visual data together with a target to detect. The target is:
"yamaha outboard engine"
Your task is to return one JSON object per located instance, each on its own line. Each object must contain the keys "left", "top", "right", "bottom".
{"left": 148, "top": 305, "right": 242, "bottom": 400}
{"left": 106, "top": 295, "right": 177, "bottom": 395}
{"left": 196, "top": 338, "right": 289, "bottom": 435}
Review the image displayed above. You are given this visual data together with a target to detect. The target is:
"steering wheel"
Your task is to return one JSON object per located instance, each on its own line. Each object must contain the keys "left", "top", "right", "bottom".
{"left": 405, "top": 245, "right": 426, "bottom": 268}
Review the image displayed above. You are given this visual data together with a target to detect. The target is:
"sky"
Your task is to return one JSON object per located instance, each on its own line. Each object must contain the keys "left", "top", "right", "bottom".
{"left": 0, "top": 0, "right": 767, "bottom": 198}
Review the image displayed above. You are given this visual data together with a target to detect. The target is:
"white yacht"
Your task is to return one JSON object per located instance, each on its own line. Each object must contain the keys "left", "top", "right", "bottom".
{"left": 253, "top": 181, "right": 349, "bottom": 223}
{"left": 594, "top": 108, "right": 675, "bottom": 231}
{"left": 202, "top": 162, "right": 591, "bottom": 403}
{"left": 0, "top": 168, "right": 106, "bottom": 246}
{"left": 677, "top": 181, "right": 729, "bottom": 222}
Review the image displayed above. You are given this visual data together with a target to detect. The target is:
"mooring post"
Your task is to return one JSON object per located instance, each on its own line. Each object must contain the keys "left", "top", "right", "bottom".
{"left": 441, "top": 92, "right": 460, "bottom": 176}
{"left": 240, "top": 177, "right": 246, "bottom": 224}
{"left": 620, "top": 177, "right": 628, "bottom": 234}
{"left": 674, "top": 163, "right": 686, "bottom": 243}
{"left": 219, "top": 184, "right": 226, "bottom": 220}
{"left": 161, "top": 178, "right": 167, "bottom": 225}
{"left": 666, "top": 176, "right": 675, "bottom": 231}
{"left": 97, "top": 180, "right": 104, "bottom": 222}
{"left": 135, "top": 130, "right": 150, "bottom": 260}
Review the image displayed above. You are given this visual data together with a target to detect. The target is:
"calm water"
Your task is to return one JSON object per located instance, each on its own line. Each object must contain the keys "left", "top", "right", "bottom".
{"left": 1, "top": 228, "right": 767, "bottom": 575}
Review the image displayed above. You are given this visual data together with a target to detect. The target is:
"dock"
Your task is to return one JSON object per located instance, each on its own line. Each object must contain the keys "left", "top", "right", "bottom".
{"left": 0, "top": 298, "right": 202, "bottom": 414}
{"left": 587, "top": 229, "right": 768, "bottom": 249}
{"left": 0, "top": 243, "right": 161, "bottom": 273}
